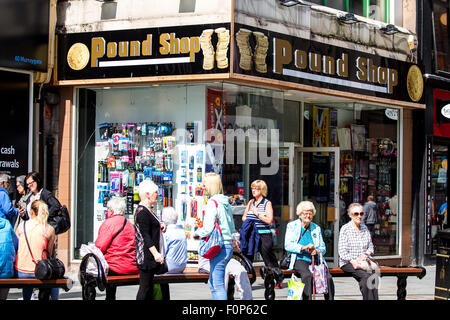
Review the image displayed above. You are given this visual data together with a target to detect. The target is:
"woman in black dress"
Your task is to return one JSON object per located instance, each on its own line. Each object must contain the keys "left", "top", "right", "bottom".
{"left": 134, "top": 179, "right": 166, "bottom": 300}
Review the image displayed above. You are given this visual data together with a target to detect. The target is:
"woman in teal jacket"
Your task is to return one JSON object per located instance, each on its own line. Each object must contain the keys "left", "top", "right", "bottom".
{"left": 284, "top": 201, "right": 334, "bottom": 300}
{"left": 0, "top": 216, "right": 18, "bottom": 299}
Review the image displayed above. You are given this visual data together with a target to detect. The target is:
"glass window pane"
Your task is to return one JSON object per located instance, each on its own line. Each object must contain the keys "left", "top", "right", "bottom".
{"left": 303, "top": 102, "right": 399, "bottom": 256}
{"left": 433, "top": 3, "right": 450, "bottom": 73}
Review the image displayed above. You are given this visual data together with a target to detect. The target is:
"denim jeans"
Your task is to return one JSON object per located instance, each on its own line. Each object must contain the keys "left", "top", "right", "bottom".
{"left": 208, "top": 243, "right": 233, "bottom": 300}
{"left": 16, "top": 271, "right": 59, "bottom": 300}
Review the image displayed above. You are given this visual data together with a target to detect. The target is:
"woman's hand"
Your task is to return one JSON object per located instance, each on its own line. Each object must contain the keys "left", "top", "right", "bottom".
{"left": 350, "top": 259, "right": 361, "bottom": 270}
{"left": 160, "top": 223, "right": 167, "bottom": 233}
{"left": 302, "top": 243, "right": 315, "bottom": 252}
{"left": 154, "top": 252, "right": 164, "bottom": 264}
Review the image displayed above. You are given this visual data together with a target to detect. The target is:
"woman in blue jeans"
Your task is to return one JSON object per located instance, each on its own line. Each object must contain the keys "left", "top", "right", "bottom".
{"left": 195, "top": 173, "right": 237, "bottom": 300}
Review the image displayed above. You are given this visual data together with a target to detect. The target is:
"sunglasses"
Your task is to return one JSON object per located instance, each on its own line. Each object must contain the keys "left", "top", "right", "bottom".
{"left": 353, "top": 212, "right": 364, "bottom": 217}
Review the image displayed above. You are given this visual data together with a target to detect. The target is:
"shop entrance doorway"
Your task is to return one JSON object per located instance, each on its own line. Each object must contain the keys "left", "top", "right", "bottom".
{"left": 296, "top": 147, "right": 340, "bottom": 267}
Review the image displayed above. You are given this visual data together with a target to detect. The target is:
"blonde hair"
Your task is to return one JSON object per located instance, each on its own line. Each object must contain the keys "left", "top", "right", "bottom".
{"left": 251, "top": 180, "right": 268, "bottom": 197}
{"left": 203, "top": 173, "right": 223, "bottom": 196}
{"left": 30, "top": 200, "right": 49, "bottom": 229}
{"left": 296, "top": 201, "right": 316, "bottom": 217}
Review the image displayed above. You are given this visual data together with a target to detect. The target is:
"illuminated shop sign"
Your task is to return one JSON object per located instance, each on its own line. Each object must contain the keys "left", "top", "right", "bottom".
{"left": 234, "top": 24, "right": 424, "bottom": 103}
{"left": 58, "top": 24, "right": 231, "bottom": 80}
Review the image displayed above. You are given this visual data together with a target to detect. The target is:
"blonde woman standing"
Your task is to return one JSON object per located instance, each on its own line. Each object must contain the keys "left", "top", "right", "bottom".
{"left": 241, "top": 180, "right": 281, "bottom": 285}
{"left": 15, "top": 200, "right": 57, "bottom": 300}
{"left": 194, "top": 173, "right": 236, "bottom": 300}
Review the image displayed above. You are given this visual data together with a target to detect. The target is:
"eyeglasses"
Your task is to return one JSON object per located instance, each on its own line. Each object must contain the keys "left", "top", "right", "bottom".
{"left": 301, "top": 212, "right": 314, "bottom": 216}
{"left": 353, "top": 212, "right": 364, "bottom": 217}
{"left": 251, "top": 188, "right": 260, "bottom": 191}
{"left": 26, "top": 181, "right": 35, "bottom": 187}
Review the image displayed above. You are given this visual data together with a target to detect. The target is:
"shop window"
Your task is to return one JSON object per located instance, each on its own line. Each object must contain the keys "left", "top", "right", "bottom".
{"left": 74, "top": 82, "right": 287, "bottom": 261}
{"left": 432, "top": 0, "right": 450, "bottom": 74}
{"left": 307, "top": 0, "right": 392, "bottom": 23}
{"left": 221, "top": 83, "right": 286, "bottom": 253}
{"left": 431, "top": 144, "right": 448, "bottom": 254}
{"left": 303, "top": 102, "right": 400, "bottom": 256}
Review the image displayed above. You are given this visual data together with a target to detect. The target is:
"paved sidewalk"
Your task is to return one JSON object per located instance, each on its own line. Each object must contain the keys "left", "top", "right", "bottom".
{"left": 6, "top": 265, "right": 437, "bottom": 300}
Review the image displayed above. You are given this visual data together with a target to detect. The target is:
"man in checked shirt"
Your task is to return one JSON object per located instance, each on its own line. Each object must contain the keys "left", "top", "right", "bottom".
{"left": 338, "top": 203, "right": 379, "bottom": 300}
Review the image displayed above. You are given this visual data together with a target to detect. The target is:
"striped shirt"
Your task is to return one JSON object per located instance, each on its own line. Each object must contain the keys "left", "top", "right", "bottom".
{"left": 246, "top": 198, "right": 272, "bottom": 234}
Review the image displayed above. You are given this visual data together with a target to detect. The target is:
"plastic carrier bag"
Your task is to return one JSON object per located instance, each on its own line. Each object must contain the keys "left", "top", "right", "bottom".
{"left": 80, "top": 243, "right": 109, "bottom": 277}
{"left": 287, "top": 274, "right": 305, "bottom": 300}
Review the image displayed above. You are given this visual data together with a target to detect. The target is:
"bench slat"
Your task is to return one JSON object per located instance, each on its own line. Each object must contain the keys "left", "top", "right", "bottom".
{"left": 0, "top": 278, "right": 73, "bottom": 290}
{"left": 281, "top": 266, "right": 424, "bottom": 277}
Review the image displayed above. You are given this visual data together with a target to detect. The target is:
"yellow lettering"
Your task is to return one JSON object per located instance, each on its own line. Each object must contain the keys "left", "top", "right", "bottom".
{"left": 273, "top": 38, "right": 292, "bottom": 74}
{"left": 159, "top": 33, "right": 170, "bottom": 55}
{"left": 189, "top": 37, "right": 200, "bottom": 62}
{"left": 295, "top": 50, "right": 307, "bottom": 69}
{"left": 142, "top": 34, "right": 152, "bottom": 56}
{"left": 130, "top": 41, "right": 140, "bottom": 57}
{"left": 118, "top": 41, "right": 129, "bottom": 57}
{"left": 107, "top": 42, "right": 117, "bottom": 58}
{"left": 91, "top": 37, "right": 105, "bottom": 67}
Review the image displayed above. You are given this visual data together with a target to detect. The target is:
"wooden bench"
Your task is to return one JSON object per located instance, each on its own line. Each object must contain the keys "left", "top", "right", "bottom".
{"left": 79, "top": 252, "right": 256, "bottom": 300}
{"left": 261, "top": 265, "right": 427, "bottom": 300}
{"left": 0, "top": 277, "right": 74, "bottom": 300}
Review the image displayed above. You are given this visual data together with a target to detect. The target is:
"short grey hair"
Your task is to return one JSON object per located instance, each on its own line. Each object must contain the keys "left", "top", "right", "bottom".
{"left": 162, "top": 207, "right": 178, "bottom": 225}
{"left": 107, "top": 196, "right": 126, "bottom": 216}
{"left": 347, "top": 202, "right": 364, "bottom": 216}
{"left": 0, "top": 173, "right": 10, "bottom": 185}
{"left": 296, "top": 200, "right": 316, "bottom": 217}
{"left": 138, "top": 179, "right": 158, "bottom": 200}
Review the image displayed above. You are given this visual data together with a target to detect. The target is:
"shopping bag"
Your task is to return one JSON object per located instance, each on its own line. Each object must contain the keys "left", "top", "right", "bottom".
{"left": 198, "top": 217, "right": 223, "bottom": 259}
{"left": 287, "top": 274, "right": 305, "bottom": 300}
{"left": 152, "top": 283, "right": 163, "bottom": 300}
{"left": 309, "top": 254, "right": 328, "bottom": 297}
{"left": 80, "top": 243, "right": 109, "bottom": 277}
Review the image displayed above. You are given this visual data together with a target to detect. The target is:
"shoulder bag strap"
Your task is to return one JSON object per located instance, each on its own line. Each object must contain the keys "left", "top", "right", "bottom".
{"left": 298, "top": 223, "right": 310, "bottom": 243}
{"left": 23, "top": 221, "right": 38, "bottom": 265}
{"left": 109, "top": 217, "right": 127, "bottom": 246}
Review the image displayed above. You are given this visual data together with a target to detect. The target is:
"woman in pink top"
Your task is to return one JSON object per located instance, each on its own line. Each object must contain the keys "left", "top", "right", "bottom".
{"left": 95, "top": 196, "right": 139, "bottom": 300}
{"left": 15, "top": 200, "right": 57, "bottom": 300}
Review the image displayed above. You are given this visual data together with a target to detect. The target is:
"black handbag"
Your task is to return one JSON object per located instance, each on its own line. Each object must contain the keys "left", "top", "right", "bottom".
{"left": 280, "top": 224, "right": 310, "bottom": 270}
{"left": 23, "top": 221, "right": 65, "bottom": 280}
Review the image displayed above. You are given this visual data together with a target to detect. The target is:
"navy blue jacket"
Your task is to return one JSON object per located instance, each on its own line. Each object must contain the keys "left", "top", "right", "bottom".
{"left": 239, "top": 218, "right": 260, "bottom": 255}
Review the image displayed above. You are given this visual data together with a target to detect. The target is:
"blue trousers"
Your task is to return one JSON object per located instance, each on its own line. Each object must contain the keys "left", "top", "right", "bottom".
{"left": 16, "top": 271, "right": 59, "bottom": 300}
{"left": 208, "top": 243, "right": 233, "bottom": 300}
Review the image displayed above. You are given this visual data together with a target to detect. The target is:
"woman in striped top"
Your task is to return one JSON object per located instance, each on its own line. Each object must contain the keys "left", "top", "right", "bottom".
{"left": 242, "top": 180, "right": 280, "bottom": 283}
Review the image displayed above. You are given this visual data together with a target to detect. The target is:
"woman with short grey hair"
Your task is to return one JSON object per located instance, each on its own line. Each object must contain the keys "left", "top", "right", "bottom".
{"left": 338, "top": 202, "right": 378, "bottom": 300}
{"left": 106, "top": 196, "right": 126, "bottom": 217}
{"left": 95, "top": 196, "right": 138, "bottom": 300}
{"left": 134, "top": 179, "right": 166, "bottom": 300}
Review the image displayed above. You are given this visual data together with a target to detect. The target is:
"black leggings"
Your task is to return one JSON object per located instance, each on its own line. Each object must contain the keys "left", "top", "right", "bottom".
{"left": 341, "top": 263, "right": 379, "bottom": 300}
{"left": 293, "top": 259, "right": 335, "bottom": 300}
{"left": 245, "top": 233, "right": 279, "bottom": 268}
{"left": 136, "top": 269, "right": 155, "bottom": 300}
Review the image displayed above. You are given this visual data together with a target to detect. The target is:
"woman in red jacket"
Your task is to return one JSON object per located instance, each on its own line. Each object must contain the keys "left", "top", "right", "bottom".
{"left": 95, "top": 196, "right": 139, "bottom": 300}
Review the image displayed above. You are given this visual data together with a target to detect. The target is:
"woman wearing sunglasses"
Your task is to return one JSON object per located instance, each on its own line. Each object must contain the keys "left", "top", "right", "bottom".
{"left": 338, "top": 202, "right": 378, "bottom": 300}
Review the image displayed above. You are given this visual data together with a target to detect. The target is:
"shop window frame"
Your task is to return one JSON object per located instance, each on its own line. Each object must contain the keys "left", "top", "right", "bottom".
{"left": 432, "top": 0, "right": 450, "bottom": 76}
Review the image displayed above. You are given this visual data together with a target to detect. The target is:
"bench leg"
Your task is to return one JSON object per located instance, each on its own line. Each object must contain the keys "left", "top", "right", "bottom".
{"left": 262, "top": 268, "right": 276, "bottom": 300}
{"left": 396, "top": 276, "right": 407, "bottom": 300}
{"left": 82, "top": 279, "right": 98, "bottom": 301}
{"left": 227, "top": 278, "right": 235, "bottom": 300}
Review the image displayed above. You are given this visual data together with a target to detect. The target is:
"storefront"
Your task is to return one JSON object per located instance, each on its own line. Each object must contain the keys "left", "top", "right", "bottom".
{"left": 56, "top": 18, "right": 424, "bottom": 267}
{"left": 425, "top": 89, "right": 450, "bottom": 256}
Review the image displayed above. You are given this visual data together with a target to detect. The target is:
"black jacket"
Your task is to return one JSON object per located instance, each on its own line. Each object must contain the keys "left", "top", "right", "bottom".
{"left": 25, "top": 189, "right": 62, "bottom": 231}
{"left": 134, "top": 205, "right": 161, "bottom": 271}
